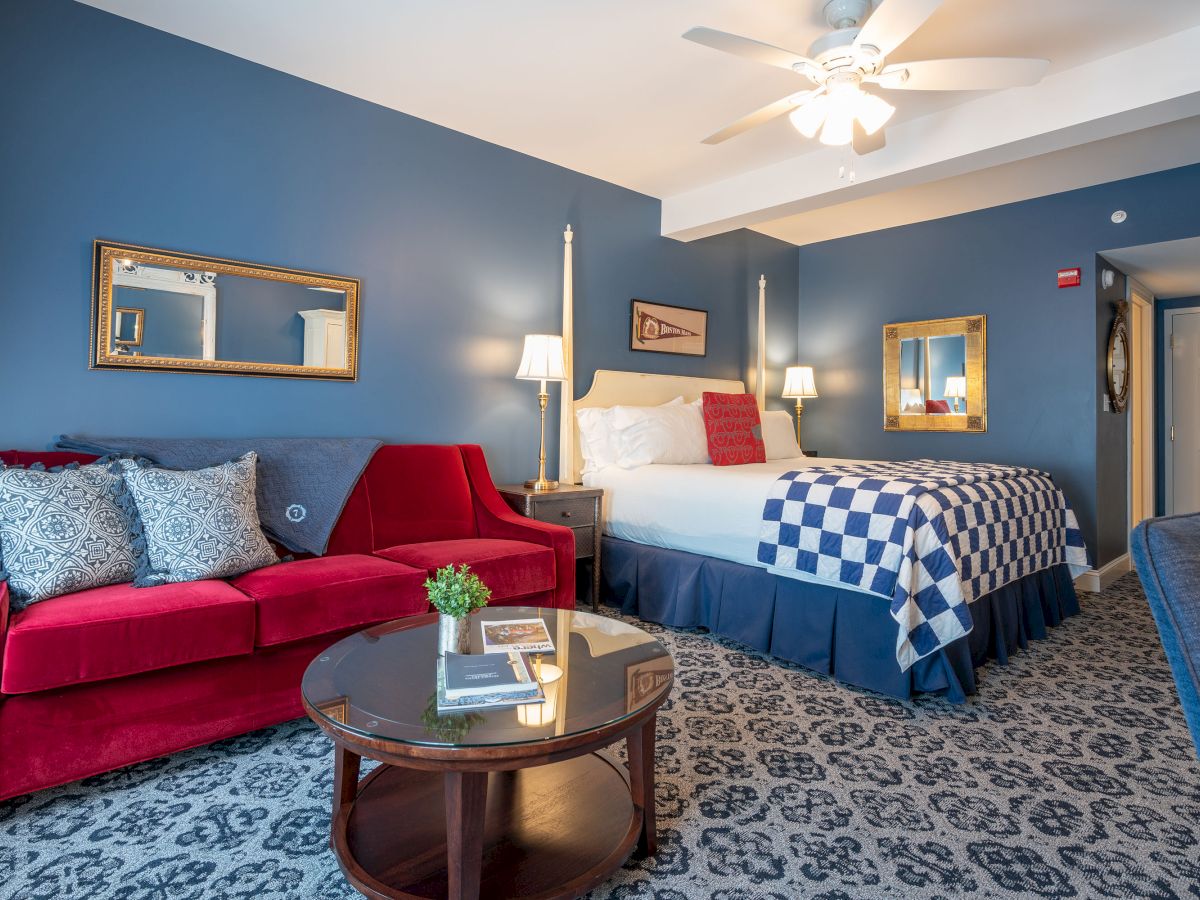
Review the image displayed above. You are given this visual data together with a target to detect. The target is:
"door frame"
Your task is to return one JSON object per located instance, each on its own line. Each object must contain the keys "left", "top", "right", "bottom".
{"left": 1127, "top": 281, "right": 1154, "bottom": 530}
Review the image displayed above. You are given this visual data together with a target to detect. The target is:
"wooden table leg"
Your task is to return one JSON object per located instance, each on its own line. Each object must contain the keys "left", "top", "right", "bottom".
{"left": 592, "top": 526, "right": 602, "bottom": 612}
{"left": 626, "top": 716, "right": 657, "bottom": 857}
{"left": 333, "top": 748, "right": 360, "bottom": 849}
{"left": 444, "top": 770, "right": 488, "bottom": 900}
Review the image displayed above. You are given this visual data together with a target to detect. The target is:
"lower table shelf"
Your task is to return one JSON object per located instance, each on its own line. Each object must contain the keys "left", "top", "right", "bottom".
{"left": 335, "top": 752, "right": 640, "bottom": 899}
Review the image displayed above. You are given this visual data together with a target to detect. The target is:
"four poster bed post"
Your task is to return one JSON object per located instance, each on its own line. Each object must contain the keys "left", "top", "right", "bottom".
{"left": 555, "top": 220, "right": 767, "bottom": 486}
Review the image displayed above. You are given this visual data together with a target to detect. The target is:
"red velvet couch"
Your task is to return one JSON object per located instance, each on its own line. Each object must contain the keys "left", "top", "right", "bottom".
{"left": 0, "top": 444, "right": 574, "bottom": 800}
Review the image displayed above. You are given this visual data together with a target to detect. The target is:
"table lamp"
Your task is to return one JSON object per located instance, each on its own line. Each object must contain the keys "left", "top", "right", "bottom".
{"left": 517, "top": 662, "right": 563, "bottom": 727}
{"left": 782, "top": 366, "right": 818, "bottom": 448}
{"left": 944, "top": 376, "right": 966, "bottom": 413}
{"left": 516, "top": 334, "right": 567, "bottom": 492}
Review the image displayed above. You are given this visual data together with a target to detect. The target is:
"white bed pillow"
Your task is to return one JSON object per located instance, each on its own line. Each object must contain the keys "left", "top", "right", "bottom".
{"left": 761, "top": 409, "right": 803, "bottom": 460}
{"left": 610, "top": 398, "right": 710, "bottom": 468}
{"left": 577, "top": 397, "right": 683, "bottom": 474}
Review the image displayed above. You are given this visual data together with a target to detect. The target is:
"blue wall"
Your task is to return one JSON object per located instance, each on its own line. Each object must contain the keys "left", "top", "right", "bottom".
{"left": 0, "top": 0, "right": 798, "bottom": 484}
{"left": 1094, "top": 256, "right": 1129, "bottom": 565}
{"left": 796, "top": 163, "right": 1200, "bottom": 565}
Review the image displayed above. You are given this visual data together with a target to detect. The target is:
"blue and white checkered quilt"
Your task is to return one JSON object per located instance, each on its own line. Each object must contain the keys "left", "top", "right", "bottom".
{"left": 757, "top": 460, "right": 1090, "bottom": 670}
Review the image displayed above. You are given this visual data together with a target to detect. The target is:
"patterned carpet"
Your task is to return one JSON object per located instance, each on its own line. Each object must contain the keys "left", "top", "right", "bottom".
{"left": 3, "top": 573, "right": 1199, "bottom": 899}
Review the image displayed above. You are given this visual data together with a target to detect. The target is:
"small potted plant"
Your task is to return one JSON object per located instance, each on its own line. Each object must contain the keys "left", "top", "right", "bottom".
{"left": 425, "top": 563, "right": 491, "bottom": 655}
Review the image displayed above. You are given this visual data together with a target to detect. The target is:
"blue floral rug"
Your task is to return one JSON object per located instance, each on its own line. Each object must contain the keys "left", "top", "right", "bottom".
{"left": 3, "top": 573, "right": 1199, "bottom": 899}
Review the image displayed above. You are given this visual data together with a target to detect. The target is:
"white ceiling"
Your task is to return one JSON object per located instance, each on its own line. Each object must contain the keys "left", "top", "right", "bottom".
{"left": 81, "top": 0, "right": 1200, "bottom": 244}
{"left": 756, "top": 116, "right": 1200, "bottom": 246}
{"left": 1104, "top": 237, "right": 1200, "bottom": 300}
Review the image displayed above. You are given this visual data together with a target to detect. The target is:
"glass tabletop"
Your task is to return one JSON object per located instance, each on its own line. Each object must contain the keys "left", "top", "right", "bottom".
{"left": 301, "top": 607, "right": 673, "bottom": 749}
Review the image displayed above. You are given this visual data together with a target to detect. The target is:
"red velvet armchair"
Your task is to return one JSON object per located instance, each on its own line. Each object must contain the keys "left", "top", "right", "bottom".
{"left": 0, "top": 444, "right": 574, "bottom": 800}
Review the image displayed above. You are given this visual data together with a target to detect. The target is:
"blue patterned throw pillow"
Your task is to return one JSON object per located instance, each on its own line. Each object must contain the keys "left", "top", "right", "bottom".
{"left": 0, "top": 464, "right": 140, "bottom": 609}
{"left": 120, "top": 452, "right": 278, "bottom": 586}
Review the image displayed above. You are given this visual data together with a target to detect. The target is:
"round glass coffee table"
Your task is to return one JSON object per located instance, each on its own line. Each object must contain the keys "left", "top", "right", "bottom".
{"left": 301, "top": 606, "right": 673, "bottom": 900}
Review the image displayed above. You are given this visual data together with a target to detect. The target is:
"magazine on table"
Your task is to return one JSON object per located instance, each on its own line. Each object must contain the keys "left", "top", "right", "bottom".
{"left": 436, "top": 651, "right": 545, "bottom": 712}
{"left": 479, "top": 618, "right": 555, "bottom": 654}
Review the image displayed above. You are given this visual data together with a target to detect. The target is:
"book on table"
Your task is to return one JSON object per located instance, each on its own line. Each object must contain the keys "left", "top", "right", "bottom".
{"left": 436, "top": 651, "right": 545, "bottom": 712}
{"left": 479, "top": 618, "right": 555, "bottom": 654}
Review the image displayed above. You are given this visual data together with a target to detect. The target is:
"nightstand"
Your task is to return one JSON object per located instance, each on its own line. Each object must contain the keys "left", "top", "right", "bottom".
{"left": 497, "top": 484, "right": 603, "bottom": 611}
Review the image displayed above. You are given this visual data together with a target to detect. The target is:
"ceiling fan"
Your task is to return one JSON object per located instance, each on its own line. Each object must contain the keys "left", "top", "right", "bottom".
{"left": 685, "top": 0, "right": 1049, "bottom": 154}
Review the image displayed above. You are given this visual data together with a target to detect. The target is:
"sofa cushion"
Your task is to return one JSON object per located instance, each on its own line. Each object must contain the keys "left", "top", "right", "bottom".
{"left": 118, "top": 453, "right": 278, "bottom": 586}
{"left": 375, "top": 539, "right": 556, "bottom": 601}
{"left": 1, "top": 579, "right": 254, "bottom": 694}
{"left": 0, "top": 463, "right": 141, "bottom": 608}
{"left": 232, "top": 554, "right": 430, "bottom": 647}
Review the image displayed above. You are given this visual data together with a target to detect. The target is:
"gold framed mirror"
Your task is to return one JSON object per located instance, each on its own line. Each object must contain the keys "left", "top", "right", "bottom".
{"left": 91, "top": 240, "right": 360, "bottom": 380}
{"left": 883, "top": 314, "right": 986, "bottom": 432}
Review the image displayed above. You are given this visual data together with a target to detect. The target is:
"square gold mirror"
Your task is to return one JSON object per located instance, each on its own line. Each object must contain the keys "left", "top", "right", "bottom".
{"left": 883, "top": 314, "right": 986, "bottom": 432}
{"left": 91, "top": 240, "right": 360, "bottom": 380}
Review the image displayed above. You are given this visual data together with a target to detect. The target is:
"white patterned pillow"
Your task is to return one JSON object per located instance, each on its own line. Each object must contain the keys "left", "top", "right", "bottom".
{"left": 120, "top": 452, "right": 277, "bottom": 586}
{"left": 0, "top": 464, "right": 140, "bottom": 609}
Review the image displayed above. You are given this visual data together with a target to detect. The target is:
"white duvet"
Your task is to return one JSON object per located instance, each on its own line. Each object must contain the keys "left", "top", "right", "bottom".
{"left": 584, "top": 457, "right": 879, "bottom": 597}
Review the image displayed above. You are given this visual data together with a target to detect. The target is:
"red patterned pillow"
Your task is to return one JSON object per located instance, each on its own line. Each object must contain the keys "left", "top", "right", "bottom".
{"left": 701, "top": 392, "right": 766, "bottom": 466}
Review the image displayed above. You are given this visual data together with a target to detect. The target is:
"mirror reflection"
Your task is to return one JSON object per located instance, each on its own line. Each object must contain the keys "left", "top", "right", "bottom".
{"left": 93, "top": 242, "right": 359, "bottom": 380}
{"left": 898, "top": 334, "right": 967, "bottom": 416}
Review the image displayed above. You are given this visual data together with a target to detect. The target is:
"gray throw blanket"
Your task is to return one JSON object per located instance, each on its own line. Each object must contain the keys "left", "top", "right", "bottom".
{"left": 55, "top": 436, "right": 381, "bottom": 556}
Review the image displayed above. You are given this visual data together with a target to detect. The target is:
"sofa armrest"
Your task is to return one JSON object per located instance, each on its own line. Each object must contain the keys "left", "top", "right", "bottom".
{"left": 0, "top": 580, "right": 9, "bottom": 689}
{"left": 457, "top": 445, "right": 576, "bottom": 609}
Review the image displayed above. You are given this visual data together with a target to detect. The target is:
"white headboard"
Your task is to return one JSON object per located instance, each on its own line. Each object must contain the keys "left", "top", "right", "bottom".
{"left": 569, "top": 369, "right": 745, "bottom": 484}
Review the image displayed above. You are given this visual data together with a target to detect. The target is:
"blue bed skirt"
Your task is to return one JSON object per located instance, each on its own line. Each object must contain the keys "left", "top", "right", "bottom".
{"left": 601, "top": 537, "right": 1081, "bottom": 702}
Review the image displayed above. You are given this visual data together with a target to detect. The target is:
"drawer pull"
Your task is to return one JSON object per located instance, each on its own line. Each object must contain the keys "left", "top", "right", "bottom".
{"left": 561, "top": 510, "right": 573, "bottom": 518}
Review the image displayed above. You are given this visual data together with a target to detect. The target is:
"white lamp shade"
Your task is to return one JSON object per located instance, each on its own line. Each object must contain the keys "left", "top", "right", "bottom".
{"left": 855, "top": 91, "right": 896, "bottom": 135}
{"left": 515, "top": 334, "right": 566, "bottom": 382}
{"left": 944, "top": 376, "right": 967, "bottom": 399}
{"left": 789, "top": 95, "right": 828, "bottom": 139}
{"left": 782, "top": 365, "right": 818, "bottom": 399}
{"left": 516, "top": 663, "right": 563, "bottom": 727}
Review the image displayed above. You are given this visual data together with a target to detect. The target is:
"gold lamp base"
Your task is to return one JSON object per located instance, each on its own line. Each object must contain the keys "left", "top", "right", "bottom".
{"left": 525, "top": 389, "right": 558, "bottom": 493}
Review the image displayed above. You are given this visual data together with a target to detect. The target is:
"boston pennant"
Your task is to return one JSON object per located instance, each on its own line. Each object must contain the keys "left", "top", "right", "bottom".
{"left": 635, "top": 311, "right": 699, "bottom": 342}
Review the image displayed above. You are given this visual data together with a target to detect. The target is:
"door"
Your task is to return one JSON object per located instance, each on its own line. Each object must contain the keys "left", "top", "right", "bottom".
{"left": 1168, "top": 311, "right": 1200, "bottom": 514}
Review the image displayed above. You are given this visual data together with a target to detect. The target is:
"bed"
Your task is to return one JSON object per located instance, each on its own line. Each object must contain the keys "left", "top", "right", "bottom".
{"left": 571, "top": 369, "right": 1088, "bottom": 702}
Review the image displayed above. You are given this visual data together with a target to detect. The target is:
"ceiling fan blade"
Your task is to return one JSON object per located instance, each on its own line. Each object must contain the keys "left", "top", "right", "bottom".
{"left": 853, "top": 0, "right": 943, "bottom": 57}
{"left": 872, "top": 57, "right": 1050, "bottom": 91}
{"left": 852, "top": 121, "right": 887, "bottom": 155}
{"left": 683, "top": 26, "right": 821, "bottom": 78}
{"left": 702, "top": 91, "right": 820, "bottom": 144}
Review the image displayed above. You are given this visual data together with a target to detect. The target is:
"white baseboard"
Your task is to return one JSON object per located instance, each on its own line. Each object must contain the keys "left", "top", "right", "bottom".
{"left": 1074, "top": 553, "right": 1131, "bottom": 593}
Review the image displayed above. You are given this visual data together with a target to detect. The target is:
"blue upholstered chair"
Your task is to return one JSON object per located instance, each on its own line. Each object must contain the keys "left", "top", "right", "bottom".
{"left": 1131, "top": 513, "right": 1200, "bottom": 757}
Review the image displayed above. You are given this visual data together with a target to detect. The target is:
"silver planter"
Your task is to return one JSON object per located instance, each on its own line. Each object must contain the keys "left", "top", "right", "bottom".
{"left": 438, "top": 613, "right": 472, "bottom": 656}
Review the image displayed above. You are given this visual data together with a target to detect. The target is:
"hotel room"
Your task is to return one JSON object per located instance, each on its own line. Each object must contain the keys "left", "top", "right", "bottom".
{"left": 2, "top": 0, "right": 1200, "bottom": 897}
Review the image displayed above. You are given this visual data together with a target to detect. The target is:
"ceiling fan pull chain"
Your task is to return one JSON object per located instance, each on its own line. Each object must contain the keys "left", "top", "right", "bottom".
{"left": 838, "top": 146, "right": 856, "bottom": 184}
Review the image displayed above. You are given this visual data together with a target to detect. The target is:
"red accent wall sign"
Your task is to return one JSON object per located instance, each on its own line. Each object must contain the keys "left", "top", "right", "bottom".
{"left": 1057, "top": 267, "right": 1082, "bottom": 288}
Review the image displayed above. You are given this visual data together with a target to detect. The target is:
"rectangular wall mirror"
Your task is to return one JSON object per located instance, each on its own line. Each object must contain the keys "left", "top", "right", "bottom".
{"left": 91, "top": 240, "right": 360, "bottom": 380}
{"left": 883, "top": 314, "right": 986, "bottom": 432}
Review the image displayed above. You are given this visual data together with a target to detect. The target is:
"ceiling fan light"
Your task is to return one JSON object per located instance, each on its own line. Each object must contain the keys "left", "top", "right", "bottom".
{"left": 819, "top": 99, "right": 855, "bottom": 146}
{"left": 855, "top": 91, "right": 895, "bottom": 135}
{"left": 788, "top": 95, "right": 828, "bottom": 139}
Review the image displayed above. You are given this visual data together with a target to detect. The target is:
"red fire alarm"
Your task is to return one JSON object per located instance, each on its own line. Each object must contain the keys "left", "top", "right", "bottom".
{"left": 1057, "top": 267, "right": 1082, "bottom": 288}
